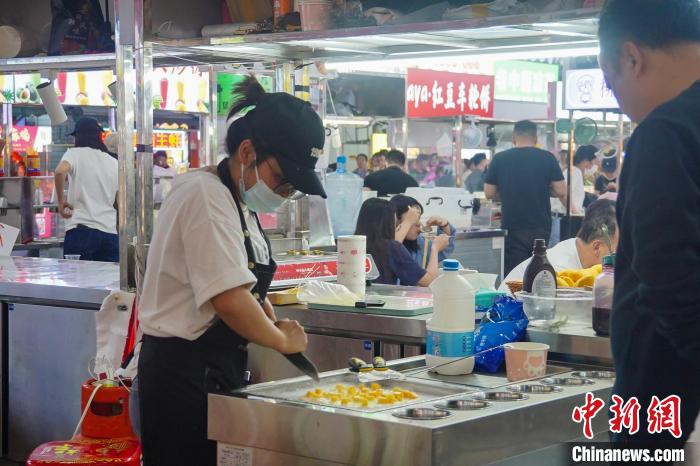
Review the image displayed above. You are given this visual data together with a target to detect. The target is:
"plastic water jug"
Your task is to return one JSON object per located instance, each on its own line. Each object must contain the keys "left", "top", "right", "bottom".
{"left": 326, "top": 155, "right": 364, "bottom": 237}
{"left": 426, "top": 259, "right": 476, "bottom": 375}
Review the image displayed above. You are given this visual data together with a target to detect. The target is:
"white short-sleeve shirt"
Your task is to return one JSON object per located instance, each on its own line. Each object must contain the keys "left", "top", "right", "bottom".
{"left": 60, "top": 147, "right": 119, "bottom": 234}
{"left": 139, "top": 169, "right": 270, "bottom": 340}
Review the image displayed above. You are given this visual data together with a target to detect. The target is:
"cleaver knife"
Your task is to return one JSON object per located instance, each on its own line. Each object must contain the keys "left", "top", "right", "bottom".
{"left": 284, "top": 352, "right": 320, "bottom": 382}
{"left": 274, "top": 321, "right": 320, "bottom": 382}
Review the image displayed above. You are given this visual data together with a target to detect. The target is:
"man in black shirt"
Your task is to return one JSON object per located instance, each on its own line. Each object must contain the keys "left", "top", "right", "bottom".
{"left": 364, "top": 149, "right": 418, "bottom": 197}
{"left": 484, "top": 120, "right": 566, "bottom": 275}
{"left": 599, "top": 0, "right": 700, "bottom": 449}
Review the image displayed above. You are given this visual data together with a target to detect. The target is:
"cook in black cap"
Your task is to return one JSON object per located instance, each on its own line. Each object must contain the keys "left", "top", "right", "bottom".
{"left": 137, "top": 76, "right": 320, "bottom": 466}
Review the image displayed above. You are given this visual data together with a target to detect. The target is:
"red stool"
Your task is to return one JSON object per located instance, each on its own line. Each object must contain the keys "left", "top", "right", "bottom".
{"left": 27, "top": 379, "right": 141, "bottom": 465}
{"left": 26, "top": 437, "right": 141, "bottom": 465}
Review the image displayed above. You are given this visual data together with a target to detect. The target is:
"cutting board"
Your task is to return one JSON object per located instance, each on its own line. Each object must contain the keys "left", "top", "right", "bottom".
{"left": 308, "top": 295, "right": 433, "bottom": 317}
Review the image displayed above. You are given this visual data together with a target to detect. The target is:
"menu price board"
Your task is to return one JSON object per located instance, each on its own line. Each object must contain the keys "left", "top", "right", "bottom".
{"left": 406, "top": 68, "right": 495, "bottom": 119}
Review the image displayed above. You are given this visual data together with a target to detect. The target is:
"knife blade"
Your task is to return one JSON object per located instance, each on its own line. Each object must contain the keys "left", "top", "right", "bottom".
{"left": 284, "top": 352, "right": 320, "bottom": 382}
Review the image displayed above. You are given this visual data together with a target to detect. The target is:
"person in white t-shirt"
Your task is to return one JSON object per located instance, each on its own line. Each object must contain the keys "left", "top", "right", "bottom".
{"left": 501, "top": 199, "right": 618, "bottom": 290}
{"left": 137, "top": 77, "right": 326, "bottom": 466}
{"left": 550, "top": 145, "right": 598, "bottom": 243}
{"left": 54, "top": 118, "right": 119, "bottom": 262}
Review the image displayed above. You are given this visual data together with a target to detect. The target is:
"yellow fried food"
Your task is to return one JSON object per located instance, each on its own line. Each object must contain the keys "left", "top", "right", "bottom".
{"left": 575, "top": 274, "right": 596, "bottom": 288}
{"left": 558, "top": 269, "right": 583, "bottom": 282}
{"left": 556, "top": 276, "right": 573, "bottom": 287}
{"left": 370, "top": 382, "right": 381, "bottom": 390}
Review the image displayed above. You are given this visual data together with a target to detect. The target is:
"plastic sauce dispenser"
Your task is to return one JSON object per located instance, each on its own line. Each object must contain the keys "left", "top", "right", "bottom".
{"left": 426, "top": 259, "right": 476, "bottom": 375}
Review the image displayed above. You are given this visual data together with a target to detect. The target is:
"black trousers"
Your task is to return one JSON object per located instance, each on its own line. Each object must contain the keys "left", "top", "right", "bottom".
{"left": 504, "top": 228, "right": 550, "bottom": 276}
{"left": 138, "top": 336, "right": 218, "bottom": 466}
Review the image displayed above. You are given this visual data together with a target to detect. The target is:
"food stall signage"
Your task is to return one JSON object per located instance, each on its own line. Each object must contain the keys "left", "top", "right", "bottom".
{"left": 217, "top": 74, "right": 274, "bottom": 116}
{"left": 9, "top": 126, "right": 38, "bottom": 152}
{"left": 493, "top": 61, "right": 559, "bottom": 103}
{"left": 564, "top": 69, "right": 620, "bottom": 110}
{"left": 152, "top": 131, "right": 183, "bottom": 149}
{"left": 406, "top": 69, "right": 495, "bottom": 118}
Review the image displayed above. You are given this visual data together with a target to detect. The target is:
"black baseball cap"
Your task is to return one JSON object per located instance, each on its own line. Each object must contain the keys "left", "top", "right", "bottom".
{"left": 248, "top": 93, "right": 326, "bottom": 198}
{"left": 70, "top": 117, "right": 103, "bottom": 136}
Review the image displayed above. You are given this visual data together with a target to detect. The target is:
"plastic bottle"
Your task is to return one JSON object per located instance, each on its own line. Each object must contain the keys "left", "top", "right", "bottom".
{"left": 522, "top": 239, "right": 557, "bottom": 320}
{"left": 592, "top": 254, "right": 615, "bottom": 336}
{"left": 426, "top": 259, "right": 476, "bottom": 375}
{"left": 326, "top": 155, "right": 364, "bottom": 237}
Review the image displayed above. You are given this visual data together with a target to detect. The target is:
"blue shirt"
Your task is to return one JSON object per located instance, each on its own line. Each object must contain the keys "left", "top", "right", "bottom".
{"left": 376, "top": 240, "right": 427, "bottom": 286}
{"left": 408, "top": 224, "right": 457, "bottom": 269}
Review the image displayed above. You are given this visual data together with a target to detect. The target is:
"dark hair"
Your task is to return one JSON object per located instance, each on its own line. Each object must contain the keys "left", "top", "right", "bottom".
{"left": 389, "top": 195, "right": 423, "bottom": 252}
{"left": 74, "top": 132, "right": 110, "bottom": 154}
{"left": 356, "top": 153, "right": 368, "bottom": 162}
{"left": 513, "top": 120, "right": 538, "bottom": 140}
{"left": 355, "top": 198, "right": 396, "bottom": 278}
{"left": 599, "top": 0, "right": 700, "bottom": 59}
{"left": 578, "top": 200, "right": 617, "bottom": 243}
{"left": 386, "top": 149, "right": 406, "bottom": 166}
{"left": 225, "top": 76, "right": 271, "bottom": 165}
{"left": 154, "top": 150, "right": 167, "bottom": 159}
{"left": 463, "top": 158, "right": 473, "bottom": 169}
{"left": 470, "top": 153, "right": 487, "bottom": 167}
{"left": 573, "top": 145, "right": 597, "bottom": 166}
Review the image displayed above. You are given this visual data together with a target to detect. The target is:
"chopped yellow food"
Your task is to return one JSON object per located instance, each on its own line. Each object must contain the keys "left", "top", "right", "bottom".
{"left": 303, "top": 384, "right": 420, "bottom": 407}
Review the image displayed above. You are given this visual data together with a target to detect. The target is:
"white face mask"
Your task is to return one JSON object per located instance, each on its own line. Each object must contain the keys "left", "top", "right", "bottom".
{"left": 585, "top": 166, "right": 598, "bottom": 177}
{"left": 239, "top": 163, "right": 287, "bottom": 213}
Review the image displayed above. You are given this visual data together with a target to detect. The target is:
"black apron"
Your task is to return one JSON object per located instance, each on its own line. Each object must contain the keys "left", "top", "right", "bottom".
{"left": 138, "top": 160, "right": 277, "bottom": 466}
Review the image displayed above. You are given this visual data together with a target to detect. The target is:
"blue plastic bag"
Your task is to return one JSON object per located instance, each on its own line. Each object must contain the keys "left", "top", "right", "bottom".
{"left": 474, "top": 296, "right": 529, "bottom": 373}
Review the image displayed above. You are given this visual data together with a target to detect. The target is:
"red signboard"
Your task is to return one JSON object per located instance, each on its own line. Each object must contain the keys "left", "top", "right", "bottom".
{"left": 273, "top": 257, "right": 373, "bottom": 283}
{"left": 10, "top": 126, "right": 38, "bottom": 152}
{"left": 406, "top": 68, "right": 495, "bottom": 119}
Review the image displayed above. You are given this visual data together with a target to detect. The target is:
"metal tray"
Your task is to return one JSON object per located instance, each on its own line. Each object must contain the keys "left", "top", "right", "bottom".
{"left": 434, "top": 399, "right": 491, "bottom": 411}
{"left": 392, "top": 408, "right": 452, "bottom": 420}
{"left": 541, "top": 377, "right": 594, "bottom": 386}
{"left": 506, "top": 384, "right": 563, "bottom": 394}
{"left": 571, "top": 371, "right": 615, "bottom": 380}
{"left": 244, "top": 372, "right": 471, "bottom": 413}
{"left": 405, "top": 364, "right": 570, "bottom": 389}
{"left": 470, "top": 391, "right": 529, "bottom": 402}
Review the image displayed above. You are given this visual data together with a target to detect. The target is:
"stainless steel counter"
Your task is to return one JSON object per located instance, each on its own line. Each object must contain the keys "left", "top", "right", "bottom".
{"left": 210, "top": 359, "right": 615, "bottom": 466}
{"left": 0, "top": 256, "right": 118, "bottom": 308}
{"left": 273, "top": 302, "right": 612, "bottom": 364}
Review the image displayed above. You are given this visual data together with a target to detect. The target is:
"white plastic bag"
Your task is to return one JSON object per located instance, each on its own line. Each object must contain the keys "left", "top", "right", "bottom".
{"left": 297, "top": 281, "right": 360, "bottom": 306}
{"left": 94, "top": 290, "right": 135, "bottom": 376}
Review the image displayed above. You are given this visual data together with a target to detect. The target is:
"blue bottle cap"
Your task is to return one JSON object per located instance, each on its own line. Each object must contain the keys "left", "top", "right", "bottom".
{"left": 442, "top": 259, "right": 461, "bottom": 271}
{"left": 336, "top": 155, "right": 347, "bottom": 164}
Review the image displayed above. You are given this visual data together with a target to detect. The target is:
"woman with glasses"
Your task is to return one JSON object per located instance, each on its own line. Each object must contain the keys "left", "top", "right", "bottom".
{"left": 137, "top": 76, "right": 326, "bottom": 465}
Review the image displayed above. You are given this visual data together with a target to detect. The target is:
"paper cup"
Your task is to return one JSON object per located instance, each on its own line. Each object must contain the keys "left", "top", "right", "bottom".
{"left": 504, "top": 342, "right": 549, "bottom": 382}
{"left": 337, "top": 235, "right": 366, "bottom": 297}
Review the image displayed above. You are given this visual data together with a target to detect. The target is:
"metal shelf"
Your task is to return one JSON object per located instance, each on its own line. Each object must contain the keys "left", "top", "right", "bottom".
{"left": 0, "top": 8, "right": 600, "bottom": 73}
{"left": 153, "top": 8, "right": 600, "bottom": 64}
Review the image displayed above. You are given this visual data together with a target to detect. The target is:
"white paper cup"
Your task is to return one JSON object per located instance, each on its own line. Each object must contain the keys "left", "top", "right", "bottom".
{"left": 504, "top": 342, "right": 549, "bottom": 382}
{"left": 337, "top": 235, "right": 366, "bottom": 297}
